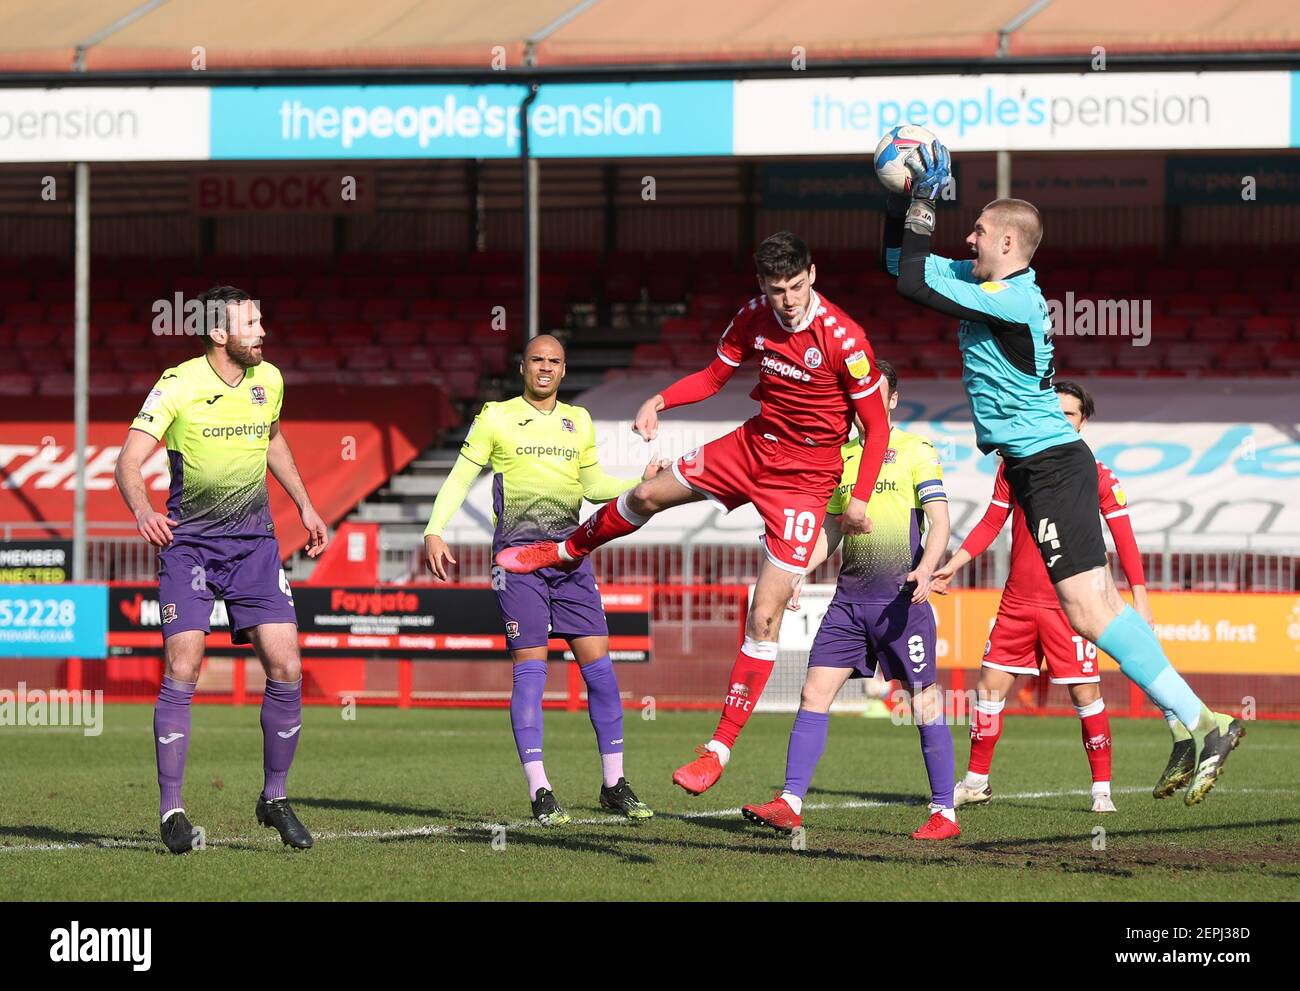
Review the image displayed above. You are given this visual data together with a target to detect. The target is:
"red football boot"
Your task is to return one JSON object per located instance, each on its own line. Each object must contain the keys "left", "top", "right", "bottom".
{"left": 672, "top": 745, "right": 725, "bottom": 795}
{"left": 741, "top": 795, "right": 802, "bottom": 834}
{"left": 911, "top": 811, "right": 961, "bottom": 841}
{"left": 495, "top": 542, "right": 579, "bottom": 574}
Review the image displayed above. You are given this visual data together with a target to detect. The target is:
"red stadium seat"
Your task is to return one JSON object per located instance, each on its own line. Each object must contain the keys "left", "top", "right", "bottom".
{"left": 1055, "top": 340, "right": 1114, "bottom": 372}
{"left": 389, "top": 347, "right": 437, "bottom": 370}
{"left": 1215, "top": 293, "right": 1259, "bottom": 318}
{"left": 0, "top": 277, "right": 33, "bottom": 300}
{"left": 39, "top": 373, "right": 78, "bottom": 396}
{"left": 1188, "top": 317, "right": 1238, "bottom": 343}
{"left": 377, "top": 321, "right": 422, "bottom": 346}
{"left": 895, "top": 317, "right": 946, "bottom": 344}
{"left": 22, "top": 349, "right": 68, "bottom": 373}
{"left": 281, "top": 325, "right": 329, "bottom": 348}
{"left": 390, "top": 274, "right": 433, "bottom": 298}
{"left": 271, "top": 299, "right": 315, "bottom": 323}
{"left": 1212, "top": 343, "right": 1263, "bottom": 374}
{"left": 91, "top": 300, "right": 134, "bottom": 324}
{"left": 441, "top": 351, "right": 480, "bottom": 374}
{"left": 329, "top": 322, "right": 374, "bottom": 347}
{"left": 345, "top": 347, "right": 389, "bottom": 371}
{"left": 1144, "top": 268, "right": 1189, "bottom": 293}
{"left": 1149, "top": 314, "right": 1191, "bottom": 341}
{"left": 1164, "top": 343, "right": 1213, "bottom": 372}
{"left": 319, "top": 298, "right": 362, "bottom": 322}
{"left": 1271, "top": 343, "right": 1300, "bottom": 371}
{"left": 1241, "top": 315, "right": 1292, "bottom": 342}
{"left": 5, "top": 301, "right": 46, "bottom": 323}
{"left": 632, "top": 343, "right": 673, "bottom": 368}
{"left": 1191, "top": 267, "right": 1236, "bottom": 292}
{"left": 1266, "top": 291, "right": 1300, "bottom": 316}
{"left": 660, "top": 317, "right": 708, "bottom": 340}
{"left": 112, "top": 349, "right": 164, "bottom": 372}
{"left": 88, "top": 372, "right": 130, "bottom": 395}
{"left": 1113, "top": 342, "right": 1164, "bottom": 372}
{"left": 670, "top": 343, "right": 715, "bottom": 368}
{"left": 1165, "top": 292, "right": 1215, "bottom": 317}
{"left": 360, "top": 298, "right": 404, "bottom": 323}
{"left": 1090, "top": 268, "right": 1138, "bottom": 294}
{"left": 0, "top": 372, "right": 35, "bottom": 395}
{"left": 474, "top": 341, "right": 509, "bottom": 375}
{"left": 435, "top": 273, "right": 483, "bottom": 299}
{"left": 913, "top": 341, "right": 962, "bottom": 372}
{"left": 298, "top": 346, "right": 342, "bottom": 370}
{"left": 409, "top": 298, "right": 452, "bottom": 320}
{"left": 688, "top": 293, "right": 735, "bottom": 319}
{"left": 423, "top": 320, "right": 468, "bottom": 344}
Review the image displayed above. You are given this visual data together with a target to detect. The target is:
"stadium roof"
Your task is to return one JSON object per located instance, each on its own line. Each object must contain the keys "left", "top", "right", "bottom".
{"left": 0, "top": 0, "right": 1297, "bottom": 75}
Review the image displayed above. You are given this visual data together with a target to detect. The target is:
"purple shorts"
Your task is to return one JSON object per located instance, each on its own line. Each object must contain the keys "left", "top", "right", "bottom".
{"left": 158, "top": 537, "right": 296, "bottom": 644}
{"left": 493, "top": 556, "right": 608, "bottom": 649}
{"left": 808, "top": 595, "right": 937, "bottom": 688}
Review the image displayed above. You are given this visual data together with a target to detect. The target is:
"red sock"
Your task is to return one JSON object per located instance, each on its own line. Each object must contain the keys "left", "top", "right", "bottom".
{"left": 564, "top": 493, "right": 646, "bottom": 557}
{"left": 711, "top": 638, "right": 777, "bottom": 748}
{"left": 968, "top": 699, "right": 1005, "bottom": 775}
{"left": 1078, "top": 702, "right": 1112, "bottom": 784}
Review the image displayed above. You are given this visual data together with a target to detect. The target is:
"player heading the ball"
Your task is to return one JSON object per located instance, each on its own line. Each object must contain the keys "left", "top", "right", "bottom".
{"left": 497, "top": 232, "right": 893, "bottom": 796}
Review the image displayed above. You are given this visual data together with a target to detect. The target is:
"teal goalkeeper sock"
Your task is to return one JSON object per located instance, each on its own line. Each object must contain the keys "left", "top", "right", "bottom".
{"left": 1096, "top": 606, "right": 1202, "bottom": 728}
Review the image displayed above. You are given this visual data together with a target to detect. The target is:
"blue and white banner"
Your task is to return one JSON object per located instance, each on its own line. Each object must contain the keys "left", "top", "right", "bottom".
{"left": 0, "top": 584, "right": 108, "bottom": 658}
{"left": 210, "top": 81, "right": 733, "bottom": 159}
{"left": 1, "top": 72, "right": 1297, "bottom": 162}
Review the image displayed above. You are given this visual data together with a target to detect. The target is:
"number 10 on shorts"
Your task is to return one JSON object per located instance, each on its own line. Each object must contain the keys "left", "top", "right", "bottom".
{"left": 783, "top": 508, "right": 816, "bottom": 543}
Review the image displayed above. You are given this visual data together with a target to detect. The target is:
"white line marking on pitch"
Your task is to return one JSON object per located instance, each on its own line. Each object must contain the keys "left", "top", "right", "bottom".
{"left": 3, "top": 785, "right": 1285, "bottom": 855}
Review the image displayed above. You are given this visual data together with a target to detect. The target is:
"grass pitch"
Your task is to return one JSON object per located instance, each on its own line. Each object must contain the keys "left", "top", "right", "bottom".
{"left": 2, "top": 705, "right": 1297, "bottom": 901}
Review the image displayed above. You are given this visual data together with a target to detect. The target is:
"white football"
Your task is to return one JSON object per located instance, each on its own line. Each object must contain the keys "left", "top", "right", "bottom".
{"left": 873, "top": 124, "right": 937, "bottom": 195}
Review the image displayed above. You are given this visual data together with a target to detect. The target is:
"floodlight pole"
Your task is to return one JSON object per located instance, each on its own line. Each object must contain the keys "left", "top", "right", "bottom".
{"left": 520, "top": 81, "right": 541, "bottom": 342}
{"left": 72, "top": 165, "right": 90, "bottom": 581}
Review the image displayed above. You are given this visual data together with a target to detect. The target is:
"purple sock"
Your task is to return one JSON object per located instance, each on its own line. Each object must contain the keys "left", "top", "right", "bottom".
{"left": 154, "top": 676, "right": 196, "bottom": 819}
{"left": 580, "top": 657, "right": 625, "bottom": 785}
{"left": 917, "top": 719, "right": 956, "bottom": 809}
{"left": 783, "top": 709, "right": 830, "bottom": 800}
{"left": 511, "top": 660, "right": 548, "bottom": 769}
{"left": 260, "top": 678, "right": 302, "bottom": 801}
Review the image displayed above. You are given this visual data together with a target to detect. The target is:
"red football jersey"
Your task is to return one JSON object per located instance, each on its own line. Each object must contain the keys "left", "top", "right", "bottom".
{"left": 980, "top": 459, "right": 1132, "bottom": 606}
{"left": 716, "top": 290, "right": 882, "bottom": 459}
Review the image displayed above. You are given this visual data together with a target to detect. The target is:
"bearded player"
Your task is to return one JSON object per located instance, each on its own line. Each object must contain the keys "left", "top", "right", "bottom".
{"left": 741, "top": 360, "right": 960, "bottom": 840}
{"left": 885, "top": 140, "right": 1244, "bottom": 804}
{"left": 425, "top": 335, "right": 663, "bottom": 825}
{"left": 497, "top": 232, "right": 892, "bottom": 796}
{"left": 114, "top": 286, "right": 327, "bottom": 854}
{"left": 932, "top": 382, "right": 1154, "bottom": 812}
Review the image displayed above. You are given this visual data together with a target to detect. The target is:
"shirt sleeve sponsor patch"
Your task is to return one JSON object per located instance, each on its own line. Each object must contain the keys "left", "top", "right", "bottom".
{"left": 979, "top": 281, "right": 1008, "bottom": 294}
{"left": 845, "top": 350, "right": 872, "bottom": 380}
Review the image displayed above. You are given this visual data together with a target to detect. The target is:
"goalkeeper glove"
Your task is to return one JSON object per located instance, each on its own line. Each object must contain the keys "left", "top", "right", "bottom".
{"left": 903, "top": 139, "right": 951, "bottom": 236}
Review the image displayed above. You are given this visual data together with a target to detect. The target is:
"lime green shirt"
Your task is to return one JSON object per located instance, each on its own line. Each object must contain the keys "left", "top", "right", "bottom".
{"left": 454, "top": 396, "right": 626, "bottom": 551}
{"left": 827, "top": 425, "right": 946, "bottom": 601}
{"left": 129, "top": 355, "right": 283, "bottom": 540}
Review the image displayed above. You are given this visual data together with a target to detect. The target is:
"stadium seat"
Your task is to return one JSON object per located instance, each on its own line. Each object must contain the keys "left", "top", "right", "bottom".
{"left": 390, "top": 274, "right": 433, "bottom": 298}
{"left": 1189, "top": 317, "right": 1238, "bottom": 342}
{"left": 1241, "top": 315, "right": 1292, "bottom": 342}
{"left": 112, "top": 349, "right": 163, "bottom": 372}
{"left": 377, "top": 321, "right": 423, "bottom": 346}
{"left": 319, "top": 298, "right": 362, "bottom": 322}
{"left": 360, "top": 298, "right": 404, "bottom": 323}
{"left": 271, "top": 299, "right": 315, "bottom": 323}
{"left": 1165, "top": 292, "right": 1215, "bottom": 317}
{"left": 330, "top": 322, "right": 374, "bottom": 347}
{"left": 1113, "top": 342, "right": 1165, "bottom": 372}
{"left": 660, "top": 317, "right": 708, "bottom": 341}
{"left": 435, "top": 273, "right": 483, "bottom": 299}
{"left": 345, "top": 347, "right": 389, "bottom": 371}
{"left": 1144, "top": 268, "right": 1189, "bottom": 293}
{"left": 281, "top": 325, "right": 329, "bottom": 348}
{"left": 474, "top": 341, "right": 509, "bottom": 375}
{"left": 409, "top": 298, "right": 453, "bottom": 320}
{"left": 298, "top": 346, "right": 342, "bottom": 370}
{"left": 38, "top": 373, "right": 78, "bottom": 396}
{"left": 0, "top": 372, "right": 35, "bottom": 395}
{"left": 5, "top": 301, "right": 47, "bottom": 323}
{"left": 632, "top": 343, "right": 673, "bottom": 368}
{"left": 1213, "top": 343, "right": 1263, "bottom": 374}
{"left": 21, "top": 349, "right": 68, "bottom": 373}
{"left": 670, "top": 343, "right": 715, "bottom": 368}
{"left": 1215, "top": 293, "right": 1260, "bottom": 317}
{"left": 0, "top": 277, "right": 33, "bottom": 300}
{"left": 1150, "top": 314, "right": 1191, "bottom": 341}
{"left": 1165, "top": 343, "right": 1213, "bottom": 372}
{"left": 1271, "top": 342, "right": 1300, "bottom": 371}
{"left": 423, "top": 320, "right": 469, "bottom": 344}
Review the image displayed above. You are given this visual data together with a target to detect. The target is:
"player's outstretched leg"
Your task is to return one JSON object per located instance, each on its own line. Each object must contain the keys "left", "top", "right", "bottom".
{"left": 155, "top": 675, "right": 199, "bottom": 854}
{"left": 257, "top": 677, "right": 313, "bottom": 848}
{"left": 1062, "top": 573, "right": 1245, "bottom": 806}
{"left": 910, "top": 683, "right": 960, "bottom": 841}
{"left": 1153, "top": 708, "right": 1197, "bottom": 799}
{"left": 579, "top": 653, "right": 652, "bottom": 819}
{"left": 497, "top": 490, "right": 652, "bottom": 574}
{"left": 1074, "top": 696, "right": 1116, "bottom": 813}
{"left": 511, "top": 660, "right": 570, "bottom": 826}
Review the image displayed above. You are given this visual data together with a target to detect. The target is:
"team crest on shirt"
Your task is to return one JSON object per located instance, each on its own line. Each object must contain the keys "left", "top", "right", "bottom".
{"left": 803, "top": 346, "right": 822, "bottom": 369}
{"left": 505, "top": 621, "right": 520, "bottom": 640}
{"left": 754, "top": 336, "right": 766, "bottom": 351}
{"left": 883, "top": 448, "right": 897, "bottom": 464}
{"left": 162, "top": 603, "right": 177, "bottom": 624}
{"left": 561, "top": 418, "right": 575, "bottom": 433}
{"left": 249, "top": 385, "right": 268, "bottom": 406}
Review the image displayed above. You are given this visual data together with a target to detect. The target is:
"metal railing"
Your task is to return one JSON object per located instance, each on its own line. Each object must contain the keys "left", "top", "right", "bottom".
{"left": 2, "top": 524, "right": 1295, "bottom": 591}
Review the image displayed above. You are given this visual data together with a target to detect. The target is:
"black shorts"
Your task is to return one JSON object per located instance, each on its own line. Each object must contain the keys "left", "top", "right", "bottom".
{"left": 1001, "top": 440, "right": 1108, "bottom": 583}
